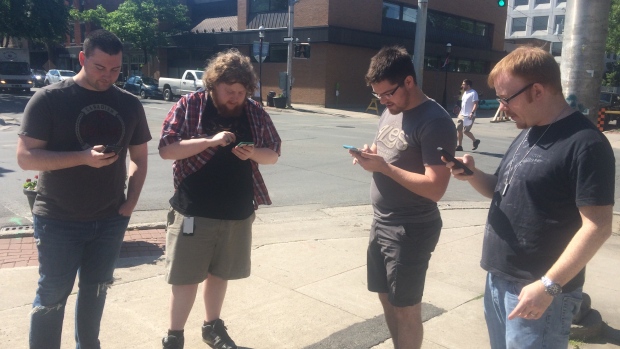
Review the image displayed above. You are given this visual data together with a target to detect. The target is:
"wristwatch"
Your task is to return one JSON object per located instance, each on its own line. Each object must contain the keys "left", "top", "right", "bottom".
{"left": 541, "top": 276, "right": 562, "bottom": 296}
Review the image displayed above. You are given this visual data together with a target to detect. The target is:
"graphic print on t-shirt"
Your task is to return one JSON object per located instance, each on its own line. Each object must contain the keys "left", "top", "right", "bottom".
{"left": 75, "top": 104, "right": 126, "bottom": 149}
{"left": 376, "top": 124, "right": 408, "bottom": 163}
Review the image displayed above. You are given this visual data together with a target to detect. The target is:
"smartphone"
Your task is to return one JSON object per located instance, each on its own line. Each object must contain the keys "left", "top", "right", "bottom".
{"left": 437, "top": 147, "right": 473, "bottom": 175}
{"left": 102, "top": 145, "right": 123, "bottom": 154}
{"left": 343, "top": 145, "right": 361, "bottom": 153}
{"left": 236, "top": 141, "right": 255, "bottom": 148}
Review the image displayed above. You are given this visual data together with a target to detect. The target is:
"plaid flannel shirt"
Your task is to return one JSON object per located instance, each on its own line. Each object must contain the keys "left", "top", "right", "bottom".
{"left": 159, "top": 90, "right": 281, "bottom": 209}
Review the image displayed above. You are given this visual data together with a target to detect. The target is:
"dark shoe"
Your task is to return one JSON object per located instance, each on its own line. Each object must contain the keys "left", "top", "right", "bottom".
{"left": 455, "top": 145, "right": 463, "bottom": 151}
{"left": 202, "top": 319, "right": 237, "bottom": 349}
{"left": 162, "top": 335, "right": 184, "bottom": 349}
{"left": 472, "top": 139, "right": 480, "bottom": 150}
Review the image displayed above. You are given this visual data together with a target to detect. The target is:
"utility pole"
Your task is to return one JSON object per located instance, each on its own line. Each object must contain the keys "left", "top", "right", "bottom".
{"left": 561, "top": 0, "right": 611, "bottom": 125}
{"left": 413, "top": 0, "right": 428, "bottom": 88}
{"left": 286, "top": 0, "right": 298, "bottom": 108}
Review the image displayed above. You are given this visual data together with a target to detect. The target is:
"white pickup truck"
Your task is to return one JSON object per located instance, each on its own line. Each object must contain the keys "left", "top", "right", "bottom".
{"left": 159, "top": 70, "right": 204, "bottom": 101}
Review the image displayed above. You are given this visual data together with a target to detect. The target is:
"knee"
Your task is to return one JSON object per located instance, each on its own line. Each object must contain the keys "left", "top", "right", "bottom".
{"left": 79, "top": 278, "right": 115, "bottom": 297}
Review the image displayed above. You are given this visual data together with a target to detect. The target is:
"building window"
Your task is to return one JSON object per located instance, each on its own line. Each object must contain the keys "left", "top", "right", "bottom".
{"left": 457, "top": 59, "right": 472, "bottom": 73}
{"left": 403, "top": 6, "right": 417, "bottom": 23}
{"left": 250, "top": 0, "right": 287, "bottom": 13}
{"left": 551, "top": 41, "right": 562, "bottom": 56}
{"left": 535, "top": 0, "right": 550, "bottom": 4}
{"left": 512, "top": 17, "right": 527, "bottom": 33}
{"left": 554, "top": 15, "right": 565, "bottom": 34}
{"left": 475, "top": 22, "right": 487, "bottom": 36}
{"left": 460, "top": 19, "right": 474, "bottom": 34}
{"left": 514, "top": 0, "right": 529, "bottom": 6}
{"left": 532, "top": 16, "right": 548, "bottom": 31}
{"left": 382, "top": 2, "right": 400, "bottom": 19}
{"left": 556, "top": 0, "right": 566, "bottom": 3}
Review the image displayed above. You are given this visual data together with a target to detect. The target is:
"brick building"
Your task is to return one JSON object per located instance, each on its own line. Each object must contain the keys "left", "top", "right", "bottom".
{"left": 160, "top": 0, "right": 507, "bottom": 108}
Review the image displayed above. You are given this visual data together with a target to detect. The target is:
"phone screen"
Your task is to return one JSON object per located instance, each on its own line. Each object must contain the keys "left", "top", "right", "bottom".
{"left": 343, "top": 145, "right": 361, "bottom": 153}
{"left": 236, "top": 142, "right": 255, "bottom": 147}
{"left": 103, "top": 145, "right": 123, "bottom": 154}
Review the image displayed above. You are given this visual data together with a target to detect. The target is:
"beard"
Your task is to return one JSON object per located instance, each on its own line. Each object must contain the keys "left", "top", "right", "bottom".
{"left": 211, "top": 90, "right": 245, "bottom": 118}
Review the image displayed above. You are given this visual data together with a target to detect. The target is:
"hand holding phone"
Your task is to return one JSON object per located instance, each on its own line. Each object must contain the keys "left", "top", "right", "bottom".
{"left": 343, "top": 145, "right": 361, "bottom": 153}
{"left": 437, "top": 147, "right": 473, "bottom": 175}
{"left": 102, "top": 145, "right": 123, "bottom": 154}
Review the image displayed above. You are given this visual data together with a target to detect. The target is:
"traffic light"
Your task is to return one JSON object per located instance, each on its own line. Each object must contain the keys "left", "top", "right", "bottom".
{"left": 498, "top": 0, "right": 506, "bottom": 6}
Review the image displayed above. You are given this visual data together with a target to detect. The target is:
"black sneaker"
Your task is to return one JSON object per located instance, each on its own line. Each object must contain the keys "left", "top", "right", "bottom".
{"left": 162, "top": 335, "right": 184, "bottom": 349}
{"left": 455, "top": 145, "right": 463, "bottom": 151}
{"left": 472, "top": 139, "right": 481, "bottom": 150}
{"left": 202, "top": 319, "right": 237, "bottom": 349}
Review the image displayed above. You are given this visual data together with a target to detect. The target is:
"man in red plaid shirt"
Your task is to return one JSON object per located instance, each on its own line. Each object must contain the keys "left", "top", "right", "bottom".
{"left": 159, "top": 49, "right": 281, "bottom": 349}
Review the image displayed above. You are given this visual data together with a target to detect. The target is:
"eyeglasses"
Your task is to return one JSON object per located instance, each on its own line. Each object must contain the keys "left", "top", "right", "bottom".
{"left": 496, "top": 83, "right": 535, "bottom": 106}
{"left": 372, "top": 84, "right": 401, "bottom": 99}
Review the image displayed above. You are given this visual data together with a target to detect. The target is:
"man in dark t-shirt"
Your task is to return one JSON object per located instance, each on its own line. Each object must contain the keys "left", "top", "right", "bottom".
{"left": 158, "top": 49, "right": 281, "bottom": 349}
{"left": 446, "top": 46, "right": 614, "bottom": 348}
{"left": 17, "top": 30, "right": 151, "bottom": 349}
{"left": 349, "top": 46, "right": 456, "bottom": 349}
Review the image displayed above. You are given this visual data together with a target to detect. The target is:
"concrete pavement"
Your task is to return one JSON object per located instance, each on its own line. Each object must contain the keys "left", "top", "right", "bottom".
{"left": 1, "top": 105, "right": 620, "bottom": 348}
{"left": 1, "top": 202, "right": 620, "bottom": 349}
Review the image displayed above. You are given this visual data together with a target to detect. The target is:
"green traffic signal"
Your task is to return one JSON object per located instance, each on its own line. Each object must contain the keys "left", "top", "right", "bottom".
{"left": 498, "top": 0, "right": 506, "bottom": 6}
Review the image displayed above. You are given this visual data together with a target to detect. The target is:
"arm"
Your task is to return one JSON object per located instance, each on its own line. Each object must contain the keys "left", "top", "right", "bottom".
{"left": 159, "top": 131, "right": 235, "bottom": 160}
{"left": 444, "top": 153, "right": 497, "bottom": 199}
{"left": 352, "top": 143, "right": 450, "bottom": 202}
{"left": 470, "top": 100, "right": 479, "bottom": 119}
{"left": 118, "top": 142, "right": 149, "bottom": 217}
{"left": 508, "top": 205, "right": 613, "bottom": 320}
{"left": 232, "top": 145, "right": 279, "bottom": 165}
{"left": 17, "top": 135, "right": 118, "bottom": 171}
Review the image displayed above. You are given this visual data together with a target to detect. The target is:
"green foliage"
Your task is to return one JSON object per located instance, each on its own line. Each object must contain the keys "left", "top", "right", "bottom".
{"left": 608, "top": 0, "right": 620, "bottom": 54}
{"left": 0, "top": 0, "right": 70, "bottom": 46}
{"left": 78, "top": 0, "right": 189, "bottom": 59}
{"left": 603, "top": 60, "right": 620, "bottom": 86}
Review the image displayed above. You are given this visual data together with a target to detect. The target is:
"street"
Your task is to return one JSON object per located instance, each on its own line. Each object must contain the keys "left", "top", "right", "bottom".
{"left": 1, "top": 89, "right": 618, "bottom": 230}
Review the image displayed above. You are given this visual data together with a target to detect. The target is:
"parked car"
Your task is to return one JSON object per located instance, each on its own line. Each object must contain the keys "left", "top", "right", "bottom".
{"left": 31, "top": 69, "right": 47, "bottom": 87}
{"left": 158, "top": 70, "right": 204, "bottom": 101}
{"left": 44, "top": 69, "right": 76, "bottom": 85}
{"left": 600, "top": 91, "right": 620, "bottom": 110}
{"left": 123, "top": 76, "right": 163, "bottom": 99}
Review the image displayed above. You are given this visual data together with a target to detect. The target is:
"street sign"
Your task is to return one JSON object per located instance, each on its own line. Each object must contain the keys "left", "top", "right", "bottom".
{"left": 252, "top": 41, "right": 269, "bottom": 63}
{"left": 283, "top": 37, "right": 294, "bottom": 42}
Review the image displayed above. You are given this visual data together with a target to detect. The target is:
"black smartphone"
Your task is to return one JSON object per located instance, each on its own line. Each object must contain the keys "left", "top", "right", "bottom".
{"left": 102, "top": 145, "right": 123, "bottom": 154}
{"left": 437, "top": 147, "right": 473, "bottom": 175}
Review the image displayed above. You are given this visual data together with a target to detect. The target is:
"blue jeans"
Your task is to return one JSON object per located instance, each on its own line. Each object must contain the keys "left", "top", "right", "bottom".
{"left": 484, "top": 272, "right": 582, "bottom": 349}
{"left": 29, "top": 214, "right": 130, "bottom": 349}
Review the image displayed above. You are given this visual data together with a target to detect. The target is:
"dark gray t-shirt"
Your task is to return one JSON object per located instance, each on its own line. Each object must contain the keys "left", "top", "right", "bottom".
{"left": 19, "top": 79, "right": 152, "bottom": 221}
{"left": 371, "top": 99, "right": 457, "bottom": 224}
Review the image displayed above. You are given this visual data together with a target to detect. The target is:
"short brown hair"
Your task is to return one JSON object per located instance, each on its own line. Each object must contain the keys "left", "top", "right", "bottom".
{"left": 203, "top": 48, "right": 257, "bottom": 96}
{"left": 365, "top": 46, "right": 416, "bottom": 86}
{"left": 488, "top": 46, "right": 562, "bottom": 93}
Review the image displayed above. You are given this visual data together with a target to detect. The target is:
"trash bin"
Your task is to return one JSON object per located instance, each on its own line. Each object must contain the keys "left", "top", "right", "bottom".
{"left": 267, "top": 91, "right": 276, "bottom": 107}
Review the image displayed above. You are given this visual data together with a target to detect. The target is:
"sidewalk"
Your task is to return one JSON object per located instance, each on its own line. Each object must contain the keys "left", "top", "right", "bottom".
{"left": 1, "top": 203, "right": 619, "bottom": 349}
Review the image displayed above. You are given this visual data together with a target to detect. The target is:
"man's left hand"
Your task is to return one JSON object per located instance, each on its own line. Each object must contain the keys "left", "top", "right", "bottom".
{"left": 352, "top": 151, "right": 388, "bottom": 173}
{"left": 118, "top": 201, "right": 136, "bottom": 217}
{"left": 507, "top": 281, "right": 553, "bottom": 320}
{"left": 232, "top": 144, "right": 255, "bottom": 161}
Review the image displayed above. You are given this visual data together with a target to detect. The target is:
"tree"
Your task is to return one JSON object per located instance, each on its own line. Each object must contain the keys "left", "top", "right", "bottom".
{"left": 79, "top": 0, "right": 189, "bottom": 66}
{"left": 607, "top": 0, "right": 620, "bottom": 54}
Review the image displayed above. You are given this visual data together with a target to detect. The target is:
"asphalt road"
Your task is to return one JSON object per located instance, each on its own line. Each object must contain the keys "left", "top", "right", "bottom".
{"left": 2, "top": 88, "right": 617, "bottom": 230}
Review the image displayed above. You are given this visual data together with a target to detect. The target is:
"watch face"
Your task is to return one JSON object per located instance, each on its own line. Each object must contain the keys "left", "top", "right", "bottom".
{"left": 546, "top": 283, "right": 562, "bottom": 296}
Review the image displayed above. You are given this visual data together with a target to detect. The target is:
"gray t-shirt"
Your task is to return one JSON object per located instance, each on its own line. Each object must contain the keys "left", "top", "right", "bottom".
{"left": 19, "top": 79, "right": 152, "bottom": 221}
{"left": 371, "top": 99, "right": 456, "bottom": 224}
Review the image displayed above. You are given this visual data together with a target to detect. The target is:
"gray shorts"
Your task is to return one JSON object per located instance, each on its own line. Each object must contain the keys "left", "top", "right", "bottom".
{"left": 456, "top": 117, "right": 474, "bottom": 133}
{"left": 165, "top": 208, "right": 255, "bottom": 285}
{"left": 367, "top": 219, "right": 442, "bottom": 307}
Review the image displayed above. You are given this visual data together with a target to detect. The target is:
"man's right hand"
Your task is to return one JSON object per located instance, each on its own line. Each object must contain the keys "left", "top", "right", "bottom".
{"left": 87, "top": 145, "right": 119, "bottom": 168}
{"left": 210, "top": 131, "right": 236, "bottom": 147}
{"left": 445, "top": 153, "right": 476, "bottom": 180}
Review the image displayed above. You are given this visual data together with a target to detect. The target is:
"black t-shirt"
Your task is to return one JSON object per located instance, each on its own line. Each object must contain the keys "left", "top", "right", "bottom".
{"left": 481, "top": 112, "right": 615, "bottom": 291}
{"left": 19, "top": 79, "right": 152, "bottom": 221}
{"left": 371, "top": 99, "right": 457, "bottom": 224}
{"left": 170, "top": 96, "right": 254, "bottom": 220}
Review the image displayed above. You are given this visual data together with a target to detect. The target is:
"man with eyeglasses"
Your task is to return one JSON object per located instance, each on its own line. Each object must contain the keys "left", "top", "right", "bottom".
{"left": 445, "top": 46, "right": 614, "bottom": 348}
{"left": 348, "top": 46, "right": 456, "bottom": 349}
{"left": 455, "top": 79, "right": 480, "bottom": 151}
